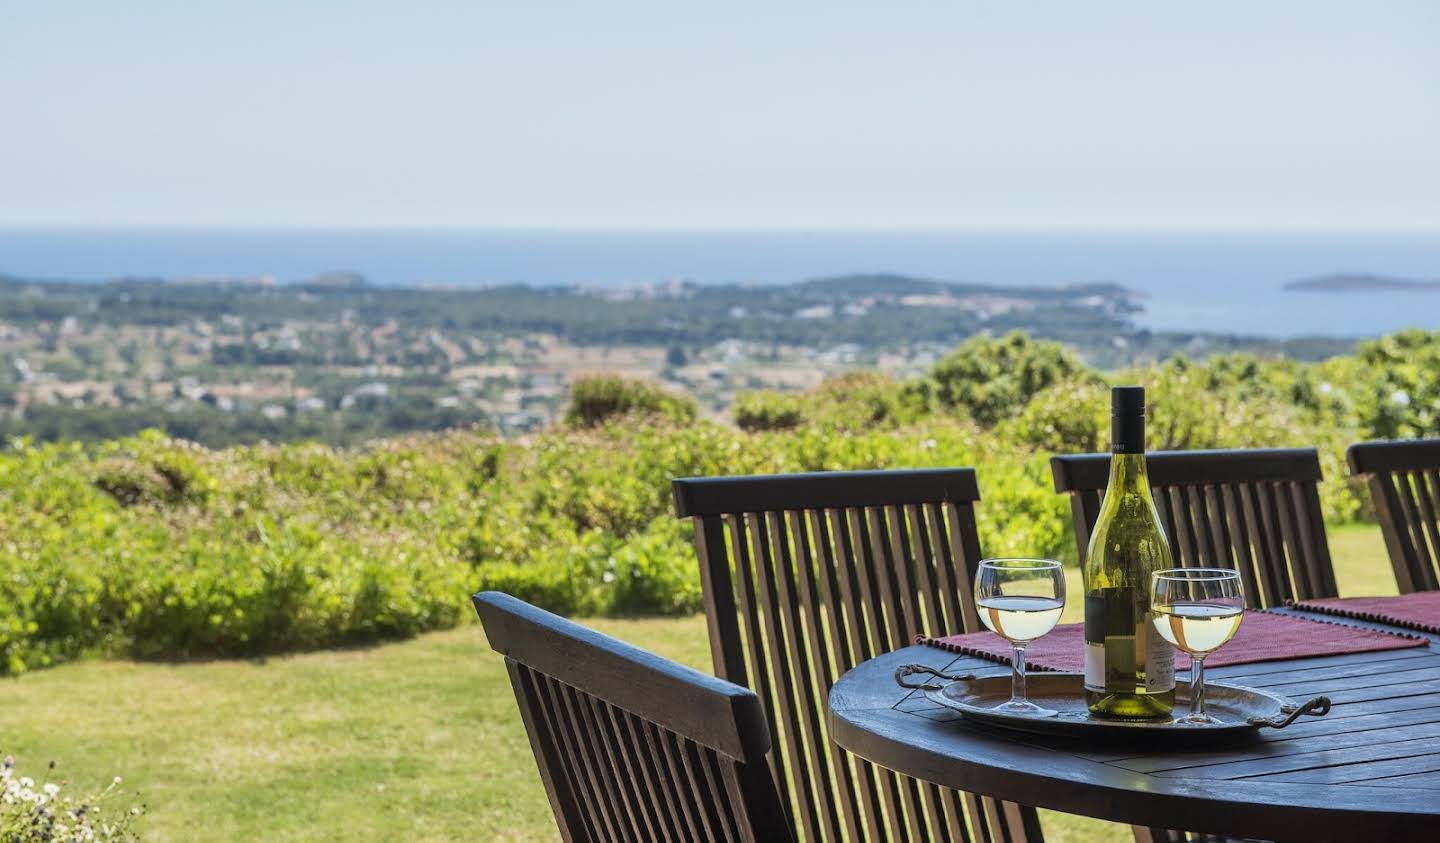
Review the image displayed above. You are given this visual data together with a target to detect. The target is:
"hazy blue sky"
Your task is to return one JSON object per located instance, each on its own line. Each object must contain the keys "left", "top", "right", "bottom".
{"left": 2, "top": 1, "right": 1437, "bottom": 229}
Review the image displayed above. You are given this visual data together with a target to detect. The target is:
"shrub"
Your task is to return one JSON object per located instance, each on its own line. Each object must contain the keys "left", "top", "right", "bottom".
{"left": 1, "top": 329, "right": 1422, "bottom": 676}
{"left": 734, "top": 390, "right": 808, "bottom": 431}
{"left": 0, "top": 756, "right": 143, "bottom": 842}
{"left": 998, "top": 380, "right": 1108, "bottom": 454}
{"left": 920, "top": 332, "right": 1090, "bottom": 426}
{"left": 1352, "top": 329, "right": 1440, "bottom": 439}
{"left": 564, "top": 374, "right": 697, "bottom": 428}
{"left": 812, "top": 371, "right": 923, "bottom": 429}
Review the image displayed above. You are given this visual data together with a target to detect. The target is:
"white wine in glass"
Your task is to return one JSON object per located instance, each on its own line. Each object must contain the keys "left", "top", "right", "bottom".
{"left": 1151, "top": 568, "right": 1244, "bottom": 725}
{"left": 1153, "top": 603, "right": 1243, "bottom": 655}
{"left": 974, "top": 558, "right": 1066, "bottom": 717}
{"left": 978, "top": 596, "right": 1065, "bottom": 642}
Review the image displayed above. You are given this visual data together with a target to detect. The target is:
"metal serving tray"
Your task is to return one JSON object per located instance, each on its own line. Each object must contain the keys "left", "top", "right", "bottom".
{"left": 895, "top": 666, "right": 1331, "bottom": 742}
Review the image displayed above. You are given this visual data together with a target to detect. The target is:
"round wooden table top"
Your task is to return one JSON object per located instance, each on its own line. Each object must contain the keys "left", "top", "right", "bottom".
{"left": 826, "top": 618, "right": 1440, "bottom": 843}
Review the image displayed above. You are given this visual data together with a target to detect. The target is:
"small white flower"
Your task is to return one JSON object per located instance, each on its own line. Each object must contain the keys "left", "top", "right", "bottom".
{"left": 112, "top": 776, "right": 123, "bottom": 785}
{"left": 1391, "top": 389, "right": 1411, "bottom": 406}
{"left": 43, "top": 782, "right": 60, "bottom": 796}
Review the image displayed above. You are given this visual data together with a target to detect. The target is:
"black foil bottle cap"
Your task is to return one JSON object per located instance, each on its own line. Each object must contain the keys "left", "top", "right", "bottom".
{"left": 1111, "top": 385, "right": 1145, "bottom": 453}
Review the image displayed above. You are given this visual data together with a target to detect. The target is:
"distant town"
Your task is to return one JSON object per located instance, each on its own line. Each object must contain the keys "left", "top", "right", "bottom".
{"left": 0, "top": 271, "right": 1355, "bottom": 445}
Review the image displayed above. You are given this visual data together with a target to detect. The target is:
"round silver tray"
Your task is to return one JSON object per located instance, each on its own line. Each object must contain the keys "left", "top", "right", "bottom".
{"left": 895, "top": 665, "right": 1331, "bottom": 742}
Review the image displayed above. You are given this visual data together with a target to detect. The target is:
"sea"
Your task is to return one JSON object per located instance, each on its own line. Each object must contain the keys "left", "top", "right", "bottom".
{"left": 1, "top": 227, "right": 1437, "bottom": 338}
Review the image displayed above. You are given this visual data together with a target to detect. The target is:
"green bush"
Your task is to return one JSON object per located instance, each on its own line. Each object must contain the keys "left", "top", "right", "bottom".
{"left": 734, "top": 390, "right": 808, "bottom": 431}
{"left": 1352, "top": 329, "right": 1440, "bottom": 439}
{"left": 919, "top": 331, "right": 1091, "bottom": 426}
{"left": 564, "top": 374, "right": 697, "bottom": 428}
{"left": 1, "top": 330, "right": 1431, "bottom": 677}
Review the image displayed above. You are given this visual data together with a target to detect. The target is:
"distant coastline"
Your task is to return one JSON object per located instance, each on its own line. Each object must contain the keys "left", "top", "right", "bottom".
{"left": 2, "top": 227, "right": 1438, "bottom": 336}
{"left": 1286, "top": 273, "right": 1440, "bottom": 293}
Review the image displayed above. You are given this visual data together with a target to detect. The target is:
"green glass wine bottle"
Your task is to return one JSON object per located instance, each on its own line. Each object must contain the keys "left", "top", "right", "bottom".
{"left": 1083, "top": 386, "right": 1176, "bottom": 718}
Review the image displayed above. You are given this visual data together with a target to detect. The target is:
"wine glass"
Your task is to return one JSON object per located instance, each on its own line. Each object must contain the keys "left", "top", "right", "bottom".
{"left": 974, "top": 558, "right": 1066, "bottom": 717}
{"left": 1151, "top": 568, "right": 1245, "bottom": 725}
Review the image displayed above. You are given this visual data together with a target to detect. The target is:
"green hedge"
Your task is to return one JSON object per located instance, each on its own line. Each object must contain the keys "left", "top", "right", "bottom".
{"left": 1, "top": 330, "right": 1437, "bottom": 675}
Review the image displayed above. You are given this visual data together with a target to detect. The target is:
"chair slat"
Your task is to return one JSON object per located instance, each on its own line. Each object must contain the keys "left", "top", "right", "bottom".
{"left": 946, "top": 502, "right": 986, "bottom": 633}
{"left": 906, "top": 504, "right": 946, "bottom": 636}
{"left": 865, "top": 507, "right": 908, "bottom": 652}
{"left": 787, "top": 511, "right": 865, "bottom": 841}
{"left": 1051, "top": 449, "right": 1338, "bottom": 608}
{"left": 1219, "top": 484, "right": 1261, "bottom": 602}
{"left": 551, "top": 676, "right": 625, "bottom": 842}
{"left": 1350, "top": 439, "right": 1440, "bottom": 594}
{"left": 509, "top": 663, "right": 592, "bottom": 843}
{"left": 477, "top": 592, "right": 793, "bottom": 843}
{"left": 746, "top": 512, "right": 821, "bottom": 842}
{"left": 649, "top": 719, "right": 704, "bottom": 840}
{"left": 1417, "top": 470, "right": 1440, "bottom": 577}
{"left": 763, "top": 511, "right": 845, "bottom": 842}
{"left": 921, "top": 503, "right": 965, "bottom": 634}
{"left": 1202, "top": 485, "right": 1233, "bottom": 569}
{"left": 675, "top": 468, "right": 1040, "bottom": 843}
{"left": 888, "top": 505, "right": 926, "bottom": 640}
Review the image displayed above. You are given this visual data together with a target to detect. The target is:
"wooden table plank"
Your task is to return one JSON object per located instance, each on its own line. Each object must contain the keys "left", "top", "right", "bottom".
{"left": 1147, "top": 735, "right": 1440, "bottom": 779}
{"left": 1359, "top": 769, "right": 1440, "bottom": 789}
{"left": 1114, "top": 720, "right": 1440, "bottom": 774}
{"left": 1257, "top": 751, "right": 1440, "bottom": 784}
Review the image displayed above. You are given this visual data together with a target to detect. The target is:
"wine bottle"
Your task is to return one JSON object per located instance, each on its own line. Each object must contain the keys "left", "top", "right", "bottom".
{"left": 1084, "top": 386, "right": 1176, "bottom": 718}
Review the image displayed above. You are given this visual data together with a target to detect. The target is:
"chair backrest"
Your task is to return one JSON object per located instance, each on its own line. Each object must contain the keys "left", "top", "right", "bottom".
{"left": 1348, "top": 438, "right": 1440, "bottom": 593}
{"left": 672, "top": 469, "right": 1043, "bottom": 843}
{"left": 475, "top": 591, "right": 792, "bottom": 843}
{"left": 1051, "top": 448, "right": 1338, "bottom": 607}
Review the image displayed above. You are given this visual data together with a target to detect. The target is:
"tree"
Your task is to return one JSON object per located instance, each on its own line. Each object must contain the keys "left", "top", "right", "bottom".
{"left": 921, "top": 332, "right": 1089, "bottom": 426}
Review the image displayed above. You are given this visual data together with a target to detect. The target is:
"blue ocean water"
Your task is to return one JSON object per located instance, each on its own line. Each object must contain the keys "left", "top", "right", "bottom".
{"left": 1, "top": 227, "right": 1437, "bottom": 338}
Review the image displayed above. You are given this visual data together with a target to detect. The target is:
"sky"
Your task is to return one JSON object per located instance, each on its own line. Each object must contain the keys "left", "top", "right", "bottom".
{"left": 1, "top": 1, "right": 1438, "bottom": 230}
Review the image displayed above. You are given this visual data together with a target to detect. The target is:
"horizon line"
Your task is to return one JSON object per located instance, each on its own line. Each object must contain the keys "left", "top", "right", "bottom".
{"left": 2, "top": 222, "right": 1439, "bottom": 236}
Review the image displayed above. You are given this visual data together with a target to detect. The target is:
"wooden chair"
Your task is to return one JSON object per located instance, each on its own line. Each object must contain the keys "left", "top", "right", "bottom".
{"left": 1054, "top": 447, "right": 1339, "bottom": 843}
{"left": 672, "top": 468, "right": 1044, "bottom": 843}
{"left": 475, "top": 591, "right": 793, "bottom": 843}
{"left": 1051, "top": 448, "right": 1339, "bottom": 608}
{"left": 1348, "top": 438, "right": 1440, "bottom": 593}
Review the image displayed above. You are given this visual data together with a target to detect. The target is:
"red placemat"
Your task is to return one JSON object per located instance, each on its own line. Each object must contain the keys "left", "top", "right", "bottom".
{"left": 1290, "top": 591, "right": 1440, "bottom": 636}
{"left": 920, "top": 610, "right": 1427, "bottom": 672}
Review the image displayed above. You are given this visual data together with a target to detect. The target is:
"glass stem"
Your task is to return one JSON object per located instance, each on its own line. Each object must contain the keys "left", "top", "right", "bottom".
{"left": 1190, "top": 655, "right": 1206, "bottom": 720}
{"left": 1011, "top": 643, "right": 1027, "bottom": 705}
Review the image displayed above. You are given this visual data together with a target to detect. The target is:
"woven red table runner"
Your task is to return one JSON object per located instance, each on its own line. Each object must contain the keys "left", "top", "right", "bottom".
{"left": 920, "top": 609, "right": 1426, "bottom": 672}
{"left": 1291, "top": 591, "right": 1440, "bottom": 637}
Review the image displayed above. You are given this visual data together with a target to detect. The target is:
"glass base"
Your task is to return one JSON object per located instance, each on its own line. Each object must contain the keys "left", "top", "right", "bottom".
{"left": 1174, "top": 713, "right": 1224, "bottom": 726}
{"left": 993, "top": 699, "right": 1058, "bottom": 718}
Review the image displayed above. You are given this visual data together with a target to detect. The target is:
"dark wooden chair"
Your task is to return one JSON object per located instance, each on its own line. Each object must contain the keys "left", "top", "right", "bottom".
{"left": 1051, "top": 448, "right": 1339, "bottom": 608}
{"left": 1348, "top": 438, "right": 1440, "bottom": 593}
{"left": 475, "top": 591, "right": 793, "bottom": 843}
{"left": 672, "top": 468, "right": 1044, "bottom": 843}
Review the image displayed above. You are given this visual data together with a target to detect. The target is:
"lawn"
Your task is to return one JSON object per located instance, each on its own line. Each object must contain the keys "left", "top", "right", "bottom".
{"left": 0, "top": 524, "right": 1397, "bottom": 842}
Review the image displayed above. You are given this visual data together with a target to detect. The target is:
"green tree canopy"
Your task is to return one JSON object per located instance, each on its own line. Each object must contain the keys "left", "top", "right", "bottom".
{"left": 920, "top": 331, "right": 1091, "bottom": 426}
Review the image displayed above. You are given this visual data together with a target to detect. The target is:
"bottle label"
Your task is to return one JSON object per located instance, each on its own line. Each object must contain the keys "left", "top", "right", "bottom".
{"left": 1142, "top": 613, "right": 1176, "bottom": 692}
{"left": 1083, "top": 643, "right": 1105, "bottom": 690}
{"left": 1085, "top": 592, "right": 1175, "bottom": 693}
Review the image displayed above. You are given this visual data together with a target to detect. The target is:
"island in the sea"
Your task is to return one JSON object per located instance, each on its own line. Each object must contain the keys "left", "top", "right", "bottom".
{"left": 1286, "top": 273, "right": 1440, "bottom": 292}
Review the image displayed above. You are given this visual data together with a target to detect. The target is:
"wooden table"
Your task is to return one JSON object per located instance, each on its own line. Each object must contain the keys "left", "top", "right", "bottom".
{"left": 827, "top": 611, "right": 1440, "bottom": 842}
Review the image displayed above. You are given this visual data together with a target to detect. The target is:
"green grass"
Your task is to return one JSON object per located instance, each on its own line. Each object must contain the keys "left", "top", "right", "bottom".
{"left": 0, "top": 525, "right": 1398, "bottom": 842}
